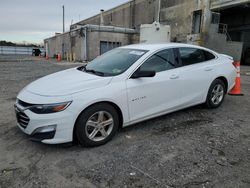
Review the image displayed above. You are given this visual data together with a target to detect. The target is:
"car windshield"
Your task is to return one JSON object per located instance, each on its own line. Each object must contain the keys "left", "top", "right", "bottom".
{"left": 81, "top": 48, "right": 147, "bottom": 76}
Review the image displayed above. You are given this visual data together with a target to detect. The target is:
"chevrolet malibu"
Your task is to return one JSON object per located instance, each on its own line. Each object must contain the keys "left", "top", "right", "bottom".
{"left": 15, "top": 43, "right": 237, "bottom": 146}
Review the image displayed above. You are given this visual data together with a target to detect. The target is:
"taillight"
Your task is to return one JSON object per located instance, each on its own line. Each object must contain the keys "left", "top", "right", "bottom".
{"left": 232, "top": 62, "right": 237, "bottom": 68}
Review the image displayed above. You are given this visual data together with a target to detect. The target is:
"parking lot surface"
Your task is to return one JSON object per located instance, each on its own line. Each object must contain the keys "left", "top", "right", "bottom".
{"left": 0, "top": 56, "right": 250, "bottom": 188}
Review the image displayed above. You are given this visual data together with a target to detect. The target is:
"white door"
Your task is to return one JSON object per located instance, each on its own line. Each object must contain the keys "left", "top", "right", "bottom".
{"left": 177, "top": 47, "right": 217, "bottom": 105}
{"left": 126, "top": 48, "right": 183, "bottom": 122}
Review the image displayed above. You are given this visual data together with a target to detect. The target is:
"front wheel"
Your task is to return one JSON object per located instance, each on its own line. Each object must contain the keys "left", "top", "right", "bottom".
{"left": 75, "top": 103, "right": 119, "bottom": 147}
{"left": 206, "top": 79, "right": 226, "bottom": 108}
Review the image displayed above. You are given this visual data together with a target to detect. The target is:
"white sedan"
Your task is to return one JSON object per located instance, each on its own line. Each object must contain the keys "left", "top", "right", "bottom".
{"left": 15, "top": 43, "right": 237, "bottom": 146}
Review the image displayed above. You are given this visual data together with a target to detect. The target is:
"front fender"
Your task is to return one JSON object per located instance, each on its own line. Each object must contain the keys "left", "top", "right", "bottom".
{"left": 71, "top": 82, "right": 129, "bottom": 127}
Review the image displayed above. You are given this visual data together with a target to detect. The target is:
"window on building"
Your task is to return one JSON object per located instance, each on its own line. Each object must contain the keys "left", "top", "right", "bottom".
{"left": 161, "top": 0, "right": 182, "bottom": 8}
{"left": 192, "top": 10, "right": 202, "bottom": 34}
{"left": 71, "top": 37, "right": 76, "bottom": 47}
{"left": 140, "top": 49, "right": 176, "bottom": 73}
{"left": 100, "top": 41, "right": 121, "bottom": 55}
{"left": 211, "top": 12, "right": 220, "bottom": 24}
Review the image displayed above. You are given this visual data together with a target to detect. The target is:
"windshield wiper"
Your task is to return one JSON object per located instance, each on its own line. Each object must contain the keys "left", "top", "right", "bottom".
{"left": 84, "top": 67, "right": 104, "bottom": 76}
{"left": 78, "top": 65, "right": 105, "bottom": 76}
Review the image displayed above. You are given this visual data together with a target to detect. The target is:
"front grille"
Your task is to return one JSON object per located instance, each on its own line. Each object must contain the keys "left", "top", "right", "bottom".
{"left": 15, "top": 106, "right": 30, "bottom": 128}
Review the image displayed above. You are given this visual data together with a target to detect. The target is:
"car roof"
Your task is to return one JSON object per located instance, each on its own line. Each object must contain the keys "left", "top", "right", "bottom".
{"left": 120, "top": 43, "right": 213, "bottom": 52}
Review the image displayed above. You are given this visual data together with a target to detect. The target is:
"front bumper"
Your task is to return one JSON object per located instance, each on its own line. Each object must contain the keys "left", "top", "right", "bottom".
{"left": 15, "top": 104, "right": 75, "bottom": 144}
{"left": 29, "top": 124, "right": 56, "bottom": 141}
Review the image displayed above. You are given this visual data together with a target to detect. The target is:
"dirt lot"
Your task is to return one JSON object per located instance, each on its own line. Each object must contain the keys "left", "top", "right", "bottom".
{"left": 0, "top": 56, "right": 250, "bottom": 188}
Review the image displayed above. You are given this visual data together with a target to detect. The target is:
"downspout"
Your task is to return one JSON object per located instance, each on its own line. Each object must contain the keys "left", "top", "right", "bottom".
{"left": 201, "top": 0, "right": 212, "bottom": 46}
{"left": 202, "top": 0, "right": 211, "bottom": 34}
{"left": 69, "top": 31, "right": 72, "bottom": 60}
{"left": 84, "top": 28, "right": 88, "bottom": 61}
{"left": 130, "top": 0, "right": 136, "bottom": 28}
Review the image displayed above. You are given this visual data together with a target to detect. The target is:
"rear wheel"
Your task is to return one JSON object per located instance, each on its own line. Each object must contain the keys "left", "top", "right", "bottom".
{"left": 75, "top": 103, "right": 119, "bottom": 147}
{"left": 206, "top": 79, "right": 226, "bottom": 108}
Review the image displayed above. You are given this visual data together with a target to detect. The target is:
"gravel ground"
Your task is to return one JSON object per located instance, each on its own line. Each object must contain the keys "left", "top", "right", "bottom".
{"left": 0, "top": 56, "right": 250, "bottom": 188}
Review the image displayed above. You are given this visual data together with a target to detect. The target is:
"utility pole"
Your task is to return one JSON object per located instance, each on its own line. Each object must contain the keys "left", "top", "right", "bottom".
{"left": 62, "top": 5, "right": 65, "bottom": 59}
{"left": 62, "top": 5, "right": 65, "bottom": 33}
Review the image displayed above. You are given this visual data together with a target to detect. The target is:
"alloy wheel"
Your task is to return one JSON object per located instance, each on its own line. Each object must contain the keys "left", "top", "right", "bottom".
{"left": 211, "top": 84, "right": 224, "bottom": 105}
{"left": 85, "top": 111, "right": 114, "bottom": 142}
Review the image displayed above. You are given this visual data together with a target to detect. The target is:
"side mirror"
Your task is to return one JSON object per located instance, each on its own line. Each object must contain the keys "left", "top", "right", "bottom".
{"left": 131, "top": 70, "right": 156, "bottom": 79}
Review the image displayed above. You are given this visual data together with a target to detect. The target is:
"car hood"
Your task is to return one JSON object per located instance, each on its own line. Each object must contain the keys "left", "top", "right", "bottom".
{"left": 24, "top": 68, "right": 113, "bottom": 97}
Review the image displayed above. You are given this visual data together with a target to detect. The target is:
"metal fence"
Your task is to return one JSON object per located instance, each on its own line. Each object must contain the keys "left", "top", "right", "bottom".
{"left": 0, "top": 46, "right": 45, "bottom": 55}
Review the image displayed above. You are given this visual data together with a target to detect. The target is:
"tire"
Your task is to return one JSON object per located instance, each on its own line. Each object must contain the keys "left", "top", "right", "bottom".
{"left": 205, "top": 79, "right": 226, "bottom": 108}
{"left": 75, "top": 103, "right": 119, "bottom": 147}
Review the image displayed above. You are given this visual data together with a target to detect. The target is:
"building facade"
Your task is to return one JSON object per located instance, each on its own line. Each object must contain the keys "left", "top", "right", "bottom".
{"left": 44, "top": 0, "right": 250, "bottom": 64}
{"left": 44, "top": 25, "right": 138, "bottom": 61}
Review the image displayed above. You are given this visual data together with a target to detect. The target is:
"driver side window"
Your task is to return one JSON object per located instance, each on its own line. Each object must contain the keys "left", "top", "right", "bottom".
{"left": 140, "top": 49, "right": 176, "bottom": 73}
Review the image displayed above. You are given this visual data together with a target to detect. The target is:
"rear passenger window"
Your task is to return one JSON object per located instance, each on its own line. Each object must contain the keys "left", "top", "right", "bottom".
{"left": 203, "top": 50, "right": 216, "bottom": 61}
{"left": 179, "top": 48, "right": 205, "bottom": 66}
{"left": 179, "top": 48, "right": 216, "bottom": 66}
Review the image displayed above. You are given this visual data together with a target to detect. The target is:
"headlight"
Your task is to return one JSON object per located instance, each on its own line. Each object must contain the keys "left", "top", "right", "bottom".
{"left": 29, "top": 101, "right": 72, "bottom": 114}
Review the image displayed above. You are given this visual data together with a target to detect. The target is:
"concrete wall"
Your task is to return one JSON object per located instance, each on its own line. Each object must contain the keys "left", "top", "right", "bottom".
{"left": 87, "top": 31, "right": 139, "bottom": 60}
{"left": 133, "top": 0, "right": 156, "bottom": 28}
{"left": 73, "top": 0, "right": 215, "bottom": 44}
{"left": 205, "top": 24, "right": 243, "bottom": 60}
{"left": 45, "top": 29, "right": 139, "bottom": 61}
{"left": 44, "top": 38, "right": 55, "bottom": 57}
{"left": 160, "top": 0, "right": 199, "bottom": 42}
{"left": 69, "top": 30, "right": 84, "bottom": 61}
{"left": 45, "top": 33, "right": 71, "bottom": 58}
{"left": 161, "top": 0, "right": 184, "bottom": 8}
{"left": 74, "top": 0, "right": 156, "bottom": 30}
{"left": 45, "top": 0, "right": 248, "bottom": 62}
{"left": 45, "top": 0, "right": 210, "bottom": 60}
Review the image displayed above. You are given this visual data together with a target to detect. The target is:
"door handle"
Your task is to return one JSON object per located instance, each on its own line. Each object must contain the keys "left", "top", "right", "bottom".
{"left": 170, "top": 74, "right": 179, "bottom": 79}
{"left": 204, "top": 67, "right": 213, "bottom": 71}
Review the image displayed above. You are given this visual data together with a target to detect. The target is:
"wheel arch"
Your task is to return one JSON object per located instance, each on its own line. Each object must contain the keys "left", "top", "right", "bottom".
{"left": 73, "top": 101, "right": 124, "bottom": 143}
{"left": 215, "top": 76, "right": 228, "bottom": 91}
{"left": 203, "top": 76, "right": 229, "bottom": 103}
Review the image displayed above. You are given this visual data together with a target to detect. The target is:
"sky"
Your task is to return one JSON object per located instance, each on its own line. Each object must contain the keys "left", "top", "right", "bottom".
{"left": 0, "top": 0, "right": 128, "bottom": 44}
